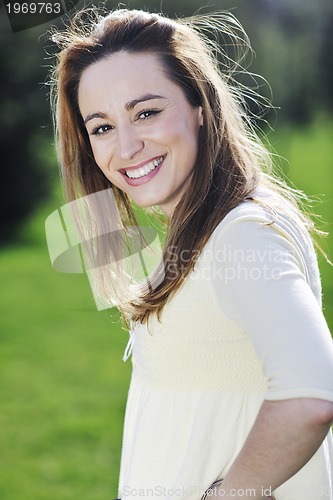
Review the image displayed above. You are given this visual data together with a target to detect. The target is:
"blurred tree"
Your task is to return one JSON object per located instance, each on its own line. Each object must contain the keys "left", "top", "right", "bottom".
{"left": 0, "top": 10, "right": 56, "bottom": 245}
{"left": 318, "top": 4, "right": 333, "bottom": 113}
{"left": 233, "top": 0, "right": 333, "bottom": 123}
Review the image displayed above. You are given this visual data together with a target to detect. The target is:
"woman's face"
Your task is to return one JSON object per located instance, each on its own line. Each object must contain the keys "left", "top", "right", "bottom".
{"left": 78, "top": 51, "right": 203, "bottom": 218}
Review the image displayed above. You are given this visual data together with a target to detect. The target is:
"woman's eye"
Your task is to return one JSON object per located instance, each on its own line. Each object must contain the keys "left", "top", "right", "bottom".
{"left": 137, "top": 109, "right": 161, "bottom": 120}
{"left": 91, "top": 124, "right": 113, "bottom": 136}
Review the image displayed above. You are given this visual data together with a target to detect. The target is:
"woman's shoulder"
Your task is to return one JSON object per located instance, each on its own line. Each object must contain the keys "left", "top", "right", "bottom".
{"left": 213, "top": 185, "right": 312, "bottom": 247}
{"left": 208, "top": 185, "right": 322, "bottom": 303}
{"left": 221, "top": 186, "right": 302, "bottom": 225}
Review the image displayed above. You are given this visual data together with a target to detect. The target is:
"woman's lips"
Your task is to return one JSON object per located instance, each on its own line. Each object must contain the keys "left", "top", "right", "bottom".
{"left": 120, "top": 156, "right": 165, "bottom": 186}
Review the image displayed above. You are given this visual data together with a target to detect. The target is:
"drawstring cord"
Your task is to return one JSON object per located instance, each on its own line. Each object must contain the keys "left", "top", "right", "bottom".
{"left": 122, "top": 322, "right": 136, "bottom": 362}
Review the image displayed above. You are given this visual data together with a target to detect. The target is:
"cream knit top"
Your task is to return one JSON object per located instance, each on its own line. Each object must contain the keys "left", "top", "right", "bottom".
{"left": 117, "top": 187, "right": 333, "bottom": 500}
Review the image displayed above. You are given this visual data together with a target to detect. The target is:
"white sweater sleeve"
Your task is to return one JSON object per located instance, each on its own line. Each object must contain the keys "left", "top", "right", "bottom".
{"left": 210, "top": 217, "right": 333, "bottom": 402}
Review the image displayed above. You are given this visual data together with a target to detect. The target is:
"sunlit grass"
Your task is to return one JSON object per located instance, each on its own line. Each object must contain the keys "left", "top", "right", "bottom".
{"left": 0, "top": 243, "right": 131, "bottom": 498}
{"left": 270, "top": 116, "right": 333, "bottom": 324}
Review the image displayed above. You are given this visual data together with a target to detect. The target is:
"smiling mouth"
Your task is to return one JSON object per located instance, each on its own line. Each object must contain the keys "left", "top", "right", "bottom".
{"left": 123, "top": 156, "right": 165, "bottom": 179}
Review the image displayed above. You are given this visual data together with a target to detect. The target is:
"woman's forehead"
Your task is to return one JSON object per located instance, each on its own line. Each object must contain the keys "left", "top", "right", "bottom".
{"left": 78, "top": 52, "right": 179, "bottom": 114}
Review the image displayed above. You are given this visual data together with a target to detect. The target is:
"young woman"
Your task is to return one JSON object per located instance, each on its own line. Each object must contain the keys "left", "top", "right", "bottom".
{"left": 50, "top": 8, "right": 333, "bottom": 500}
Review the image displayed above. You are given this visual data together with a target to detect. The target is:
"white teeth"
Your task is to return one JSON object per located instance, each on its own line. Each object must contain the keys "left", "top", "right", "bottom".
{"left": 125, "top": 156, "right": 164, "bottom": 179}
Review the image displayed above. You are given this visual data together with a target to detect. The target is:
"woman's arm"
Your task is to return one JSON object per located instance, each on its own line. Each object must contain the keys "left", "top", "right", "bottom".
{"left": 210, "top": 216, "right": 333, "bottom": 499}
{"left": 215, "top": 398, "right": 333, "bottom": 499}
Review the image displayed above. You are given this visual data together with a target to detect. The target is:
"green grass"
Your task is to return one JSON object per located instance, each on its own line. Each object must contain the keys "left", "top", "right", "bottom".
{"left": 0, "top": 118, "right": 332, "bottom": 499}
{"left": 0, "top": 213, "right": 132, "bottom": 498}
{"left": 270, "top": 116, "right": 333, "bottom": 325}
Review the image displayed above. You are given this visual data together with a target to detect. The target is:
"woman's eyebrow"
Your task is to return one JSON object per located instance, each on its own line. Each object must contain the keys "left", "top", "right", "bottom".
{"left": 83, "top": 94, "right": 166, "bottom": 125}
{"left": 84, "top": 112, "right": 107, "bottom": 125}
{"left": 125, "top": 94, "right": 166, "bottom": 111}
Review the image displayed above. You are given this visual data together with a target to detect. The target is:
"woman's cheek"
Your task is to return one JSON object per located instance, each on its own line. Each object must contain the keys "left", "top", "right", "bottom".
{"left": 90, "top": 141, "right": 101, "bottom": 162}
{"left": 91, "top": 143, "right": 108, "bottom": 172}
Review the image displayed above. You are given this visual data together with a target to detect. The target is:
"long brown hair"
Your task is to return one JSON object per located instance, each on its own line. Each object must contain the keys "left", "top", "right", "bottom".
{"left": 49, "top": 7, "right": 318, "bottom": 327}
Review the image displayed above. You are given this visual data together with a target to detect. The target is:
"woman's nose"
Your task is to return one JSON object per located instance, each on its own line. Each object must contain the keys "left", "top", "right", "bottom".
{"left": 116, "top": 124, "right": 144, "bottom": 160}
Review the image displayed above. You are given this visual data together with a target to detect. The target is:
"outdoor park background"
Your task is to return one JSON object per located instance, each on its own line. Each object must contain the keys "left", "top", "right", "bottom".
{"left": 0, "top": 0, "right": 332, "bottom": 498}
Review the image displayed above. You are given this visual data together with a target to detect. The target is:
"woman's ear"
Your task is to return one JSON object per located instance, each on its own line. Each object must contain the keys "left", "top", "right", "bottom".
{"left": 198, "top": 106, "right": 203, "bottom": 127}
